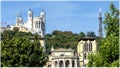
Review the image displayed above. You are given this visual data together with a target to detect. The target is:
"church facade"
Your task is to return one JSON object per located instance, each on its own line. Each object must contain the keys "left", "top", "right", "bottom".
{"left": 11, "top": 8, "right": 46, "bottom": 38}
{"left": 77, "top": 37, "right": 98, "bottom": 67}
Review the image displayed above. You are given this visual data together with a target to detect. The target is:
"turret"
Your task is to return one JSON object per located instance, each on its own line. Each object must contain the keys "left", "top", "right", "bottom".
{"left": 40, "top": 9, "right": 46, "bottom": 22}
{"left": 28, "top": 8, "right": 33, "bottom": 21}
{"left": 15, "top": 12, "right": 23, "bottom": 26}
{"left": 27, "top": 8, "right": 33, "bottom": 30}
{"left": 19, "top": 12, "right": 23, "bottom": 24}
{"left": 39, "top": 9, "right": 46, "bottom": 38}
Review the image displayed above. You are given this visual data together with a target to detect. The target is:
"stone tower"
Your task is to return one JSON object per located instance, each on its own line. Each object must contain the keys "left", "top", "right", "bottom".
{"left": 98, "top": 8, "right": 103, "bottom": 37}
{"left": 15, "top": 12, "right": 23, "bottom": 27}
{"left": 27, "top": 8, "right": 33, "bottom": 30}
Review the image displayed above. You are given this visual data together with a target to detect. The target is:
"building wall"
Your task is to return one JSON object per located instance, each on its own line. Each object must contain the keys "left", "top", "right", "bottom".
{"left": 45, "top": 48, "right": 78, "bottom": 68}
{"left": 77, "top": 38, "right": 97, "bottom": 67}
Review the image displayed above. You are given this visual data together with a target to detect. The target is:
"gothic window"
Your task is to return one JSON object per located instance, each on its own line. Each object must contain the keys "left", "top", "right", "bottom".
{"left": 59, "top": 60, "right": 64, "bottom": 67}
{"left": 84, "top": 53, "right": 86, "bottom": 59}
{"left": 86, "top": 43, "right": 88, "bottom": 52}
{"left": 48, "top": 65, "right": 51, "bottom": 68}
{"left": 72, "top": 60, "right": 75, "bottom": 67}
{"left": 89, "top": 42, "right": 90, "bottom": 51}
{"left": 39, "top": 31, "right": 41, "bottom": 34}
{"left": 55, "top": 61, "right": 57, "bottom": 67}
{"left": 89, "top": 42, "right": 92, "bottom": 51}
{"left": 35, "top": 21, "right": 38, "bottom": 28}
{"left": 39, "top": 21, "right": 41, "bottom": 28}
{"left": 65, "top": 60, "right": 69, "bottom": 67}
{"left": 36, "top": 21, "right": 38, "bottom": 28}
{"left": 84, "top": 42, "right": 88, "bottom": 51}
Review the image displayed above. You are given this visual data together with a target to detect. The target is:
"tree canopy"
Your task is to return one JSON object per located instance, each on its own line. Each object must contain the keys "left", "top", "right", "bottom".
{"left": 1, "top": 30, "right": 48, "bottom": 67}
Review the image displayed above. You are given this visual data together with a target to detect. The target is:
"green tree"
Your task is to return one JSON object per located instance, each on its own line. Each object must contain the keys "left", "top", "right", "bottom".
{"left": 87, "top": 3, "right": 119, "bottom": 67}
{"left": 1, "top": 30, "right": 15, "bottom": 40}
{"left": 86, "top": 31, "right": 96, "bottom": 37}
{"left": 79, "top": 32, "right": 86, "bottom": 38}
{"left": 1, "top": 32, "right": 48, "bottom": 67}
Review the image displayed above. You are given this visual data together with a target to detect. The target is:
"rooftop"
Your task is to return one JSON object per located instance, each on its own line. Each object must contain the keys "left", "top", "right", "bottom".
{"left": 52, "top": 48, "right": 74, "bottom": 52}
{"left": 78, "top": 37, "right": 95, "bottom": 41}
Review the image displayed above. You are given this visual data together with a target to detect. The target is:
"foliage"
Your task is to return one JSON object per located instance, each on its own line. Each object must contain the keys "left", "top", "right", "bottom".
{"left": 1, "top": 30, "right": 32, "bottom": 40}
{"left": 13, "top": 27, "right": 19, "bottom": 32}
{"left": 46, "top": 30, "right": 78, "bottom": 53}
{"left": 86, "top": 31, "right": 96, "bottom": 37}
{"left": 1, "top": 31, "right": 48, "bottom": 67}
{"left": 46, "top": 30, "right": 97, "bottom": 53}
{"left": 87, "top": 2, "right": 119, "bottom": 67}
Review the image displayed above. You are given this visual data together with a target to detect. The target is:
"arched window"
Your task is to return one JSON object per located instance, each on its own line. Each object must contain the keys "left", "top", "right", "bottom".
{"left": 84, "top": 53, "right": 86, "bottom": 59}
{"left": 84, "top": 42, "right": 88, "bottom": 51}
{"left": 39, "top": 21, "right": 41, "bottom": 28}
{"left": 65, "top": 60, "right": 69, "bottom": 67}
{"left": 48, "top": 65, "right": 51, "bottom": 68}
{"left": 35, "top": 22, "right": 37, "bottom": 28}
{"left": 59, "top": 60, "right": 64, "bottom": 67}
{"left": 86, "top": 43, "right": 88, "bottom": 52}
{"left": 72, "top": 60, "right": 75, "bottom": 67}
{"left": 55, "top": 61, "right": 57, "bottom": 67}
{"left": 89, "top": 42, "right": 92, "bottom": 51}
{"left": 36, "top": 21, "right": 38, "bottom": 28}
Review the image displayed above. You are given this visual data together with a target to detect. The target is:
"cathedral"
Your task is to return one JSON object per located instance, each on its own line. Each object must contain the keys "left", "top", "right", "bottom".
{"left": 11, "top": 8, "right": 46, "bottom": 38}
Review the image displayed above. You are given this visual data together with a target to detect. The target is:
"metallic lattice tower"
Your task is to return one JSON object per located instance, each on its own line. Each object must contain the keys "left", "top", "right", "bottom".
{"left": 98, "top": 8, "right": 103, "bottom": 37}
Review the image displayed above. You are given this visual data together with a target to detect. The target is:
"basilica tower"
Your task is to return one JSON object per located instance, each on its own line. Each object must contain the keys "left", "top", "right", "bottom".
{"left": 40, "top": 9, "right": 46, "bottom": 38}
{"left": 27, "top": 8, "right": 33, "bottom": 30}
{"left": 98, "top": 8, "right": 103, "bottom": 37}
{"left": 15, "top": 12, "right": 23, "bottom": 27}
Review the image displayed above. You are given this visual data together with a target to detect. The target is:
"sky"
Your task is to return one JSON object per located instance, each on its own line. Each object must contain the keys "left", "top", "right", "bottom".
{"left": 1, "top": 1, "right": 119, "bottom": 36}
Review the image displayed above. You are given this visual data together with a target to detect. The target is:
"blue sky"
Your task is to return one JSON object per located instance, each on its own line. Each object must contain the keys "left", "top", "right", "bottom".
{"left": 1, "top": 1, "right": 119, "bottom": 36}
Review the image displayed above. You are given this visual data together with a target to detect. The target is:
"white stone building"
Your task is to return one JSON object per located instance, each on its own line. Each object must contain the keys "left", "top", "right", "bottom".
{"left": 11, "top": 8, "right": 46, "bottom": 38}
{"left": 45, "top": 47, "right": 79, "bottom": 68}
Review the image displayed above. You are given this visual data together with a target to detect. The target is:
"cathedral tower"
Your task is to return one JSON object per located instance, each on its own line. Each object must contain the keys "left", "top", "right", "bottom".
{"left": 98, "top": 8, "right": 103, "bottom": 37}
{"left": 15, "top": 12, "right": 23, "bottom": 27}
{"left": 40, "top": 9, "right": 46, "bottom": 38}
{"left": 27, "top": 8, "right": 33, "bottom": 30}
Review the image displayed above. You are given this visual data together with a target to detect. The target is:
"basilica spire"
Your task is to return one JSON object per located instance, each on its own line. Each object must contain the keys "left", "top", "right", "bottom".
{"left": 98, "top": 8, "right": 103, "bottom": 37}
